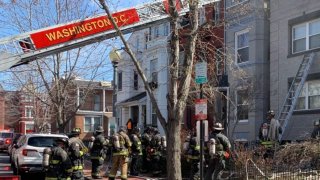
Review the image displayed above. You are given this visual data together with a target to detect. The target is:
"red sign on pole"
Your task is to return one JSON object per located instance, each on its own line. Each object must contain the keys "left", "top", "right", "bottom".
{"left": 30, "top": 8, "right": 140, "bottom": 49}
{"left": 195, "top": 99, "right": 207, "bottom": 120}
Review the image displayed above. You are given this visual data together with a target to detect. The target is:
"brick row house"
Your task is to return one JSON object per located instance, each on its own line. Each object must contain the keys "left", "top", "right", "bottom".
{"left": 0, "top": 83, "right": 48, "bottom": 134}
{"left": 53, "top": 79, "right": 114, "bottom": 140}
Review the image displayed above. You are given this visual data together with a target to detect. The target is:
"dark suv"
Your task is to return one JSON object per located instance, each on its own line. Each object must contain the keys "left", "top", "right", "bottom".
{"left": 0, "top": 131, "right": 14, "bottom": 152}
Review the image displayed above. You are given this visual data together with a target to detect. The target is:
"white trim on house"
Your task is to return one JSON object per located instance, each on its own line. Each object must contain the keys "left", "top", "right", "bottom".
{"left": 235, "top": 28, "right": 250, "bottom": 65}
{"left": 292, "top": 18, "right": 320, "bottom": 54}
{"left": 83, "top": 115, "right": 103, "bottom": 132}
{"left": 235, "top": 89, "right": 249, "bottom": 123}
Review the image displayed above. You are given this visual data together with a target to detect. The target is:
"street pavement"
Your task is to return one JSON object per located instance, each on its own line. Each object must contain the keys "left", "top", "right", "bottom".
{"left": 0, "top": 153, "right": 161, "bottom": 180}
{"left": 0, "top": 152, "right": 13, "bottom": 176}
{"left": 83, "top": 160, "right": 161, "bottom": 180}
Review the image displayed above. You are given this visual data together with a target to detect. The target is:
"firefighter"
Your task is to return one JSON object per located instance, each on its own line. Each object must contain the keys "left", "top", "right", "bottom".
{"left": 311, "top": 119, "right": 320, "bottom": 139}
{"left": 184, "top": 132, "right": 200, "bottom": 180}
{"left": 204, "top": 123, "right": 231, "bottom": 180}
{"left": 109, "top": 126, "right": 132, "bottom": 180}
{"left": 259, "top": 110, "right": 281, "bottom": 159}
{"left": 44, "top": 137, "right": 73, "bottom": 180}
{"left": 160, "top": 135, "right": 167, "bottom": 174}
{"left": 90, "top": 126, "right": 108, "bottom": 179}
{"left": 129, "top": 127, "right": 142, "bottom": 176}
{"left": 140, "top": 126, "right": 153, "bottom": 173}
{"left": 149, "top": 127, "right": 162, "bottom": 177}
{"left": 68, "top": 128, "right": 88, "bottom": 180}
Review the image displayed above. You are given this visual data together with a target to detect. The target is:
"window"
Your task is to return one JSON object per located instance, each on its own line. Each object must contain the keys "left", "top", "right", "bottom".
{"left": 296, "top": 80, "right": 320, "bottom": 110}
{"left": 135, "top": 36, "right": 140, "bottom": 52}
{"left": 226, "top": 0, "right": 248, "bottom": 8}
{"left": 150, "top": 59, "right": 158, "bottom": 83}
{"left": 148, "top": 27, "right": 152, "bottom": 41}
{"left": 164, "top": 23, "right": 170, "bottom": 36}
{"left": 118, "top": 72, "right": 122, "bottom": 91}
{"left": 25, "top": 106, "right": 33, "bottom": 118}
{"left": 154, "top": 26, "right": 160, "bottom": 38}
{"left": 214, "top": 2, "right": 221, "bottom": 24}
{"left": 24, "top": 94, "right": 32, "bottom": 102}
{"left": 215, "top": 48, "right": 224, "bottom": 75}
{"left": 236, "top": 90, "right": 249, "bottom": 122}
{"left": 235, "top": 29, "right": 249, "bottom": 64}
{"left": 133, "top": 71, "right": 138, "bottom": 90}
{"left": 94, "top": 94, "right": 100, "bottom": 111}
{"left": 84, "top": 116, "right": 102, "bottom": 132}
{"left": 292, "top": 19, "right": 320, "bottom": 53}
{"left": 199, "top": 7, "right": 206, "bottom": 25}
{"left": 152, "top": 105, "right": 157, "bottom": 127}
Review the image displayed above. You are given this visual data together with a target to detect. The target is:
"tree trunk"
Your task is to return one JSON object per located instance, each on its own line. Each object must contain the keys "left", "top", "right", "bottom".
{"left": 166, "top": 116, "right": 182, "bottom": 180}
{"left": 57, "top": 106, "right": 64, "bottom": 133}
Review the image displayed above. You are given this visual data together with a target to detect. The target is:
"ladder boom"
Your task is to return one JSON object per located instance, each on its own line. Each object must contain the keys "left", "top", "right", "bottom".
{"left": 0, "top": 0, "right": 219, "bottom": 71}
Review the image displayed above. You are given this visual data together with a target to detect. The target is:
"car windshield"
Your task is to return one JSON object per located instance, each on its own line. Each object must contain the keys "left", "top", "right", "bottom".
{"left": 0, "top": 133, "right": 13, "bottom": 138}
{"left": 28, "top": 137, "right": 66, "bottom": 147}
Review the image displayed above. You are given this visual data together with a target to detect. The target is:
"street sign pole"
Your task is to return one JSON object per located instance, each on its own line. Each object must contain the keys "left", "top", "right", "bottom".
{"left": 199, "top": 83, "right": 204, "bottom": 180}
{"left": 195, "top": 61, "right": 207, "bottom": 180}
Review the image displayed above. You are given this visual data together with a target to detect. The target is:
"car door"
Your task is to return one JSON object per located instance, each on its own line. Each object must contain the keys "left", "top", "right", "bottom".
{"left": 12, "top": 135, "right": 26, "bottom": 166}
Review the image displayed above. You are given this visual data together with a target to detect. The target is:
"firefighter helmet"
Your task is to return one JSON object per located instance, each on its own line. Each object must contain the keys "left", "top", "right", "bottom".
{"left": 95, "top": 126, "right": 104, "bottom": 133}
{"left": 71, "top": 127, "right": 81, "bottom": 135}
{"left": 213, "top": 123, "right": 224, "bottom": 130}
{"left": 133, "top": 127, "right": 140, "bottom": 134}
{"left": 267, "top": 110, "right": 275, "bottom": 116}
{"left": 119, "top": 126, "right": 127, "bottom": 133}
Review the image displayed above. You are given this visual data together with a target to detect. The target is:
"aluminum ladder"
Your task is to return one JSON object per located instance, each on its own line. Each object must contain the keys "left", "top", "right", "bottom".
{"left": 277, "top": 52, "right": 315, "bottom": 141}
{"left": 0, "top": 0, "right": 220, "bottom": 71}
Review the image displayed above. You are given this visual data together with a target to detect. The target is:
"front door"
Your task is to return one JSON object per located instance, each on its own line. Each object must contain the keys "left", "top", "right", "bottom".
{"left": 131, "top": 106, "right": 139, "bottom": 128}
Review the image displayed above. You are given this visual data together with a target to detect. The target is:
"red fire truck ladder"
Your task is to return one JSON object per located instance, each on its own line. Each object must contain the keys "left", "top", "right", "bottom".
{"left": 0, "top": 0, "right": 219, "bottom": 71}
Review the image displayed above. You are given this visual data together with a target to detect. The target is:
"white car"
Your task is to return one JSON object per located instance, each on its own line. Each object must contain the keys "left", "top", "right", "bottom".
{"left": 11, "top": 133, "right": 68, "bottom": 176}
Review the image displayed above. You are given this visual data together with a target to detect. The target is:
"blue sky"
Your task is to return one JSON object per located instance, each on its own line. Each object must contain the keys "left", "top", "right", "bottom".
{"left": 0, "top": 0, "right": 153, "bottom": 90}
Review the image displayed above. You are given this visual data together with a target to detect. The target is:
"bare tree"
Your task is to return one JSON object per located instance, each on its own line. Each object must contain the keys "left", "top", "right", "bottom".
{"left": 0, "top": 0, "right": 111, "bottom": 133}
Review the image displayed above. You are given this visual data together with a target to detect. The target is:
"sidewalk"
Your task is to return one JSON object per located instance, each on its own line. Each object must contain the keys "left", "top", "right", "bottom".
{"left": 84, "top": 159, "right": 161, "bottom": 180}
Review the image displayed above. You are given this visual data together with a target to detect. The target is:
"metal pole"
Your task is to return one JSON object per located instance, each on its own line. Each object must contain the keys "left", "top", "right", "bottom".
{"left": 200, "top": 83, "right": 204, "bottom": 180}
{"left": 112, "top": 62, "right": 118, "bottom": 118}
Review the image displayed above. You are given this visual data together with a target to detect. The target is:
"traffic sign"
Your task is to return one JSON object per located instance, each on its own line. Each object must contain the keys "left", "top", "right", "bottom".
{"left": 195, "top": 99, "right": 207, "bottom": 120}
{"left": 196, "top": 120, "right": 208, "bottom": 142}
{"left": 195, "top": 62, "right": 207, "bottom": 84}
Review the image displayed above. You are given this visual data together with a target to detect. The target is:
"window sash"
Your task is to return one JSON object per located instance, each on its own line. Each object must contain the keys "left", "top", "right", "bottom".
{"left": 295, "top": 80, "right": 320, "bottom": 110}
{"left": 236, "top": 90, "right": 249, "bottom": 121}
{"left": 84, "top": 117, "right": 102, "bottom": 132}
{"left": 235, "top": 30, "right": 249, "bottom": 64}
{"left": 94, "top": 95, "right": 100, "bottom": 111}
{"left": 25, "top": 106, "right": 33, "bottom": 118}
{"left": 134, "top": 71, "right": 138, "bottom": 90}
{"left": 150, "top": 59, "right": 158, "bottom": 83}
{"left": 292, "top": 19, "right": 320, "bottom": 53}
{"left": 118, "top": 72, "right": 122, "bottom": 91}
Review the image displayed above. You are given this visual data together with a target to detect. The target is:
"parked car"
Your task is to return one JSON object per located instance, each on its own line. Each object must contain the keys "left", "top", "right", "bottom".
{"left": 11, "top": 133, "right": 68, "bottom": 176}
{"left": 0, "top": 130, "right": 14, "bottom": 152}
{"left": 8, "top": 133, "right": 22, "bottom": 156}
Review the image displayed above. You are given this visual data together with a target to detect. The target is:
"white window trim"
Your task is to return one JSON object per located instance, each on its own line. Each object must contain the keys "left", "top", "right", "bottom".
{"left": 235, "top": 29, "right": 250, "bottom": 65}
{"left": 295, "top": 80, "right": 320, "bottom": 111}
{"left": 150, "top": 59, "right": 158, "bottom": 83}
{"left": 84, "top": 116, "right": 103, "bottom": 132}
{"left": 292, "top": 18, "right": 320, "bottom": 54}
{"left": 235, "top": 89, "right": 249, "bottom": 123}
{"left": 24, "top": 106, "right": 33, "bottom": 118}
